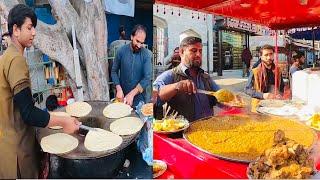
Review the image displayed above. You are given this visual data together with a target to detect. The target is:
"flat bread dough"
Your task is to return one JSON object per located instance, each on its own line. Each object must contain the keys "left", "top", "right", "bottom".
{"left": 40, "top": 133, "right": 78, "bottom": 154}
{"left": 49, "top": 112, "right": 71, "bottom": 130}
{"left": 110, "top": 117, "right": 144, "bottom": 136}
{"left": 84, "top": 128, "right": 123, "bottom": 152}
{"left": 49, "top": 126, "right": 63, "bottom": 130}
{"left": 103, "top": 103, "right": 132, "bottom": 118}
{"left": 66, "top": 101, "right": 92, "bottom": 117}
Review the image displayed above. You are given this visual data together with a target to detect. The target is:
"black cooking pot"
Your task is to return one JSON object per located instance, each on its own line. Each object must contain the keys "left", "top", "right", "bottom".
{"left": 49, "top": 145, "right": 129, "bottom": 178}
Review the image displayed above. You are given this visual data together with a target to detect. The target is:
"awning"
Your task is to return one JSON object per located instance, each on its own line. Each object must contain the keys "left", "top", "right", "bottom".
{"left": 289, "top": 28, "right": 320, "bottom": 40}
{"left": 291, "top": 39, "right": 320, "bottom": 50}
{"left": 155, "top": 0, "right": 320, "bottom": 30}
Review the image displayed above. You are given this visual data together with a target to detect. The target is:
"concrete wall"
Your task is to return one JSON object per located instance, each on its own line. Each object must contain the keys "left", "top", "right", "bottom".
{"left": 107, "top": 4, "right": 153, "bottom": 50}
{"left": 153, "top": 4, "right": 214, "bottom": 72}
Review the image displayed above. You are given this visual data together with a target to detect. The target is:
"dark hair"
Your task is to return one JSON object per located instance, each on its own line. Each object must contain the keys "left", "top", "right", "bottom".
{"left": 46, "top": 95, "right": 59, "bottom": 111}
{"left": 119, "top": 25, "right": 125, "bottom": 34}
{"left": 131, "top": 24, "right": 147, "bottom": 36}
{"left": 259, "top": 44, "right": 274, "bottom": 55}
{"left": 179, "top": 36, "right": 202, "bottom": 49}
{"left": 2, "top": 32, "right": 9, "bottom": 38}
{"left": 2, "top": 32, "right": 9, "bottom": 41}
{"left": 293, "top": 51, "right": 304, "bottom": 60}
{"left": 8, "top": 4, "right": 37, "bottom": 37}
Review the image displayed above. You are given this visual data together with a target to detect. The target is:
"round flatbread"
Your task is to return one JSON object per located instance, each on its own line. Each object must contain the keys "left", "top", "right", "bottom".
{"left": 110, "top": 117, "right": 144, "bottom": 135}
{"left": 103, "top": 103, "right": 132, "bottom": 118}
{"left": 49, "top": 112, "right": 71, "bottom": 130}
{"left": 66, "top": 101, "right": 92, "bottom": 117}
{"left": 40, "top": 133, "right": 78, "bottom": 154}
{"left": 50, "top": 111, "right": 71, "bottom": 117}
{"left": 141, "top": 103, "right": 153, "bottom": 116}
{"left": 84, "top": 128, "right": 123, "bottom": 152}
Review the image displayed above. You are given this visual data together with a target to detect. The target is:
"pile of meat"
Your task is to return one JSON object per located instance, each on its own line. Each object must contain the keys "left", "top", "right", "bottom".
{"left": 248, "top": 130, "right": 316, "bottom": 179}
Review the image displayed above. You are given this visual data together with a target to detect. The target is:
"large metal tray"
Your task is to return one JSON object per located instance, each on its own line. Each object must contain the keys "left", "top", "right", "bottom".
{"left": 183, "top": 114, "right": 317, "bottom": 163}
{"left": 37, "top": 101, "right": 142, "bottom": 160}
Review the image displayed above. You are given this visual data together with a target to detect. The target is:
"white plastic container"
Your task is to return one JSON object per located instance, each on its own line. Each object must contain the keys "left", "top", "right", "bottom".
{"left": 292, "top": 69, "right": 320, "bottom": 110}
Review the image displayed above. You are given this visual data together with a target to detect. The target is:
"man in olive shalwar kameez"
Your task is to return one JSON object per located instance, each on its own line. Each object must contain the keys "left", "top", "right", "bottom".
{"left": 0, "top": 4, "right": 80, "bottom": 178}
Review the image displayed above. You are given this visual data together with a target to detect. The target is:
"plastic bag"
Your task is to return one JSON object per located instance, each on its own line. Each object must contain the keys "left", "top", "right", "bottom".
{"left": 135, "top": 101, "right": 153, "bottom": 166}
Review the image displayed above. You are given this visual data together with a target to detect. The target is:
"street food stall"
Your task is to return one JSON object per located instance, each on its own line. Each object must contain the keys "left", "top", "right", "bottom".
{"left": 153, "top": 102, "right": 320, "bottom": 178}
{"left": 153, "top": 0, "right": 320, "bottom": 178}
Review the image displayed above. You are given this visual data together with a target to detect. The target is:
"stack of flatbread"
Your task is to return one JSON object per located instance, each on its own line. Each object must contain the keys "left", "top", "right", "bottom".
{"left": 40, "top": 133, "right": 79, "bottom": 154}
{"left": 110, "top": 117, "right": 144, "bottom": 136}
{"left": 259, "top": 99, "right": 286, "bottom": 108}
{"left": 84, "top": 128, "right": 123, "bottom": 152}
{"left": 103, "top": 103, "right": 132, "bottom": 118}
{"left": 257, "top": 105, "right": 298, "bottom": 116}
{"left": 66, "top": 101, "right": 92, "bottom": 117}
{"left": 49, "top": 111, "right": 71, "bottom": 130}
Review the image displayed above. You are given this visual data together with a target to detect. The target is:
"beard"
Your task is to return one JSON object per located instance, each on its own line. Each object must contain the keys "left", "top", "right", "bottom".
{"left": 187, "top": 57, "right": 201, "bottom": 67}
{"left": 262, "top": 59, "right": 273, "bottom": 67}
{"left": 191, "top": 60, "right": 201, "bottom": 68}
{"left": 299, "top": 60, "right": 305, "bottom": 66}
{"left": 131, "top": 44, "right": 141, "bottom": 53}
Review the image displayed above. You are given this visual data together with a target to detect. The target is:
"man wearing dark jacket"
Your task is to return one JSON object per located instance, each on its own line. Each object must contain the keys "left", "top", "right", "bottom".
{"left": 153, "top": 37, "right": 220, "bottom": 121}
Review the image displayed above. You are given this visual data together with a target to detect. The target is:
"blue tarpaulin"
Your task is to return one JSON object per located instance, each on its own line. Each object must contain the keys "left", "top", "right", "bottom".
{"left": 289, "top": 28, "right": 320, "bottom": 40}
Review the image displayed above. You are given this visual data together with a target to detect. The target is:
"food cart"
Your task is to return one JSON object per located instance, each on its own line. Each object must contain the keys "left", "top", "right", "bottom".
{"left": 154, "top": 0, "right": 320, "bottom": 178}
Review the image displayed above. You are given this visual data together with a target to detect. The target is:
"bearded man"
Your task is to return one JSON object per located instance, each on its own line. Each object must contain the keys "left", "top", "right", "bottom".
{"left": 153, "top": 37, "right": 221, "bottom": 121}
{"left": 244, "top": 44, "right": 285, "bottom": 111}
{"left": 289, "top": 52, "right": 305, "bottom": 76}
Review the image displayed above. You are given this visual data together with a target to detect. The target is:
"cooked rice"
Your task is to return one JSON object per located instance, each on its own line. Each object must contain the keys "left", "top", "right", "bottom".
{"left": 185, "top": 115, "right": 315, "bottom": 161}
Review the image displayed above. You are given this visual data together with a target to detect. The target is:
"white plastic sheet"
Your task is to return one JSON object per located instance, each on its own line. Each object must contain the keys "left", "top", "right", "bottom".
{"left": 104, "top": 0, "right": 135, "bottom": 17}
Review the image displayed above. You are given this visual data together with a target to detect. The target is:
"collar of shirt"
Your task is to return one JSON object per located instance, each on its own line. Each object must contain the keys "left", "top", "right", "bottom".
{"left": 179, "top": 63, "right": 205, "bottom": 77}
{"left": 129, "top": 42, "right": 139, "bottom": 54}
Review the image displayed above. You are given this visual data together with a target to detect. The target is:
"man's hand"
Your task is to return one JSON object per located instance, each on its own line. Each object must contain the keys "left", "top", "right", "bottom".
{"left": 116, "top": 90, "right": 124, "bottom": 102}
{"left": 263, "top": 93, "right": 283, "bottom": 100}
{"left": 274, "top": 94, "right": 283, "bottom": 100}
{"left": 62, "top": 117, "right": 81, "bottom": 134}
{"left": 124, "top": 93, "right": 134, "bottom": 106}
{"left": 124, "top": 88, "right": 139, "bottom": 107}
{"left": 115, "top": 85, "right": 124, "bottom": 102}
{"left": 263, "top": 93, "right": 272, "bottom": 99}
{"left": 176, "top": 80, "right": 197, "bottom": 94}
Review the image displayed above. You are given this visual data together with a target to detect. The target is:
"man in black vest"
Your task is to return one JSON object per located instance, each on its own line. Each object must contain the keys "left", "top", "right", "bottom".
{"left": 153, "top": 36, "right": 220, "bottom": 121}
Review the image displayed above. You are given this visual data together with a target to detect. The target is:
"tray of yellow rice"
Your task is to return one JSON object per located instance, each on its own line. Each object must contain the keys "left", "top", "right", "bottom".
{"left": 183, "top": 114, "right": 317, "bottom": 163}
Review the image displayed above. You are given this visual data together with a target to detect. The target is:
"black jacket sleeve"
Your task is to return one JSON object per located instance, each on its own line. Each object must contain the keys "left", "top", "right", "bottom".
{"left": 13, "top": 87, "right": 50, "bottom": 127}
{"left": 208, "top": 95, "right": 218, "bottom": 108}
